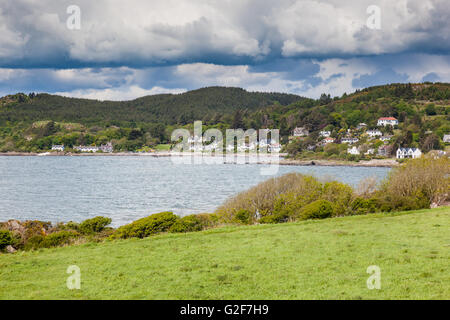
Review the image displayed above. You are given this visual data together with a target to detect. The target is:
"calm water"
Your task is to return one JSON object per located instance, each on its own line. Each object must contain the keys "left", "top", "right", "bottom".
{"left": 0, "top": 157, "right": 390, "bottom": 226}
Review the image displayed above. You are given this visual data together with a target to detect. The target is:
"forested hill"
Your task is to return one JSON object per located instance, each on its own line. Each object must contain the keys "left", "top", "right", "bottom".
{"left": 0, "top": 83, "right": 449, "bottom": 153}
{"left": 0, "top": 87, "right": 303, "bottom": 126}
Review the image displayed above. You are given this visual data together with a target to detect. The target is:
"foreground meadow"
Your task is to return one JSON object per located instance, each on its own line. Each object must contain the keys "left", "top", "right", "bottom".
{"left": 0, "top": 207, "right": 449, "bottom": 300}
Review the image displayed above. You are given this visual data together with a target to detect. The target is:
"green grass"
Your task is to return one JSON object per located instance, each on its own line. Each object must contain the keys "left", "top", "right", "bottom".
{"left": 1, "top": 207, "right": 449, "bottom": 300}
{"left": 154, "top": 144, "right": 171, "bottom": 151}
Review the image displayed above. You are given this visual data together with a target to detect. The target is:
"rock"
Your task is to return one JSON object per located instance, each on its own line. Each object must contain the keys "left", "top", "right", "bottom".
{"left": 6, "top": 220, "right": 25, "bottom": 234}
{"left": 6, "top": 245, "right": 17, "bottom": 253}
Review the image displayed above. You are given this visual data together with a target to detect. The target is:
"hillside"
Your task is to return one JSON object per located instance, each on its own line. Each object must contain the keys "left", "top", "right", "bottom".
{"left": 0, "top": 207, "right": 448, "bottom": 300}
{"left": 0, "top": 87, "right": 303, "bottom": 126}
{"left": 0, "top": 83, "right": 449, "bottom": 153}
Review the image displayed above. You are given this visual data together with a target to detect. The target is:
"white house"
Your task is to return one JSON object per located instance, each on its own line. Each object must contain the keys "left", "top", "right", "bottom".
{"left": 396, "top": 148, "right": 422, "bottom": 159}
{"left": 444, "top": 134, "right": 450, "bottom": 143}
{"left": 341, "top": 137, "right": 359, "bottom": 144}
{"left": 366, "top": 130, "right": 382, "bottom": 138}
{"left": 347, "top": 146, "right": 360, "bottom": 155}
{"left": 322, "top": 137, "right": 335, "bottom": 145}
{"left": 51, "top": 145, "right": 65, "bottom": 152}
{"left": 377, "top": 117, "right": 398, "bottom": 126}
{"left": 74, "top": 145, "right": 99, "bottom": 153}
{"left": 319, "top": 130, "right": 331, "bottom": 137}
{"left": 292, "top": 127, "right": 309, "bottom": 137}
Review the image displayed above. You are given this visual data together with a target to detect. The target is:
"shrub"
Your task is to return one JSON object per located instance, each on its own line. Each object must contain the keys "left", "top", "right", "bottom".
{"left": 269, "top": 185, "right": 322, "bottom": 223}
{"left": 79, "top": 216, "right": 112, "bottom": 234}
{"left": 195, "top": 213, "right": 219, "bottom": 228}
{"left": 112, "top": 212, "right": 178, "bottom": 239}
{"left": 233, "top": 210, "right": 253, "bottom": 225}
{"left": 0, "top": 230, "right": 13, "bottom": 249}
{"left": 259, "top": 212, "right": 289, "bottom": 224}
{"left": 41, "top": 231, "right": 78, "bottom": 248}
{"left": 24, "top": 231, "right": 79, "bottom": 250}
{"left": 59, "top": 221, "right": 81, "bottom": 232}
{"left": 321, "top": 181, "right": 354, "bottom": 216}
{"left": 375, "top": 192, "right": 430, "bottom": 212}
{"left": 24, "top": 235, "right": 45, "bottom": 250}
{"left": 299, "top": 200, "right": 334, "bottom": 220}
{"left": 169, "top": 215, "right": 205, "bottom": 233}
{"left": 216, "top": 173, "right": 322, "bottom": 222}
{"left": 351, "top": 197, "right": 379, "bottom": 215}
{"left": 382, "top": 157, "right": 449, "bottom": 206}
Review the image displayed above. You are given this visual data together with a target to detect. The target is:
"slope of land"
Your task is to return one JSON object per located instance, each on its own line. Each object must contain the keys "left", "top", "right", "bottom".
{"left": 0, "top": 207, "right": 448, "bottom": 299}
{"left": 0, "top": 83, "right": 448, "bottom": 154}
{"left": 0, "top": 87, "right": 303, "bottom": 126}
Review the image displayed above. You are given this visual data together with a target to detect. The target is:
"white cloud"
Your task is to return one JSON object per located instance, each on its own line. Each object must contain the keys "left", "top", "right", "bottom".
{"left": 1, "top": 0, "right": 449, "bottom": 67}
{"left": 55, "top": 85, "right": 186, "bottom": 101}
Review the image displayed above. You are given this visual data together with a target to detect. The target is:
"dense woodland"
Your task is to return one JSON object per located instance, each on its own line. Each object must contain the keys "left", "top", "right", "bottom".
{"left": 0, "top": 83, "right": 449, "bottom": 156}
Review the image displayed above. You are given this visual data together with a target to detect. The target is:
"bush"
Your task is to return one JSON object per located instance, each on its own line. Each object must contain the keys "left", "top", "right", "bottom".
{"left": 41, "top": 231, "right": 78, "bottom": 248}
{"left": 59, "top": 221, "right": 80, "bottom": 231}
{"left": 299, "top": 200, "right": 334, "bottom": 220}
{"left": 375, "top": 192, "right": 430, "bottom": 212}
{"left": 382, "top": 157, "right": 449, "bottom": 206}
{"left": 79, "top": 216, "right": 112, "bottom": 234}
{"left": 24, "top": 235, "right": 45, "bottom": 250}
{"left": 112, "top": 212, "right": 178, "bottom": 239}
{"left": 0, "top": 230, "right": 13, "bottom": 249}
{"left": 321, "top": 181, "right": 354, "bottom": 216}
{"left": 259, "top": 213, "right": 289, "bottom": 224}
{"left": 169, "top": 215, "right": 204, "bottom": 233}
{"left": 351, "top": 197, "right": 379, "bottom": 215}
{"left": 216, "top": 173, "right": 322, "bottom": 222}
{"left": 24, "top": 231, "right": 79, "bottom": 250}
{"left": 233, "top": 210, "right": 253, "bottom": 225}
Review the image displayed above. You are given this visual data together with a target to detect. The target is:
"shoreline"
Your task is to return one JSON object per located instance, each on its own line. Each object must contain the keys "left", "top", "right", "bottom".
{"left": 0, "top": 151, "right": 398, "bottom": 167}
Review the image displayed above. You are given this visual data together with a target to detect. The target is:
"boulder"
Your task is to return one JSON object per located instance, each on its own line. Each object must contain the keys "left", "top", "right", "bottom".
{"left": 6, "top": 245, "right": 17, "bottom": 253}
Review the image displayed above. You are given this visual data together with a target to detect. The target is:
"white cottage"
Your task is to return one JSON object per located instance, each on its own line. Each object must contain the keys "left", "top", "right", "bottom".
{"left": 51, "top": 145, "right": 65, "bottom": 152}
{"left": 347, "top": 146, "right": 360, "bottom": 155}
{"left": 377, "top": 117, "right": 398, "bottom": 126}
{"left": 319, "top": 130, "right": 331, "bottom": 137}
{"left": 367, "top": 130, "right": 382, "bottom": 138}
{"left": 396, "top": 148, "right": 422, "bottom": 159}
{"left": 444, "top": 134, "right": 450, "bottom": 143}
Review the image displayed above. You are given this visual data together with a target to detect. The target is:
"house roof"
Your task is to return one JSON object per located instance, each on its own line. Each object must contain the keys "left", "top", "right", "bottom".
{"left": 397, "top": 148, "right": 420, "bottom": 152}
{"left": 378, "top": 117, "right": 397, "bottom": 121}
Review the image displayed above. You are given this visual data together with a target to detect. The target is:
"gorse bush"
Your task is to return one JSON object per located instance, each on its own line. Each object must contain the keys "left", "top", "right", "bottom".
{"left": 232, "top": 210, "right": 253, "bottom": 225}
{"left": 24, "top": 231, "right": 79, "bottom": 250}
{"left": 350, "top": 197, "right": 378, "bottom": 215}
{"left": 79, "top": 216, "right": 112, "bottom": 234}
{"left": 299, "top": 200, "right": 334, "bottom": 220}
{"left": 112, "top": 212, "right": 178, "bottom": 239}
{"left": 0, "top": 230, "right": 13, "bottom": 249}
{"left": 169, "top": 215, "right": 205, "bottom": 233}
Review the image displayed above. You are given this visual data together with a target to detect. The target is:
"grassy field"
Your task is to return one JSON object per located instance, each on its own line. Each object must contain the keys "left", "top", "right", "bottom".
{"left": 154, "top": 144, "right": 171, "bottom": 151}
{"left": 0, "top": 207, "right": 449, "bottom": 300}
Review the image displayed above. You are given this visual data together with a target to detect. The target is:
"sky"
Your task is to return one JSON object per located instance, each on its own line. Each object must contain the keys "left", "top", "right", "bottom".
{"left": 0, "top": 0, "right": 449, "bottom": 100}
